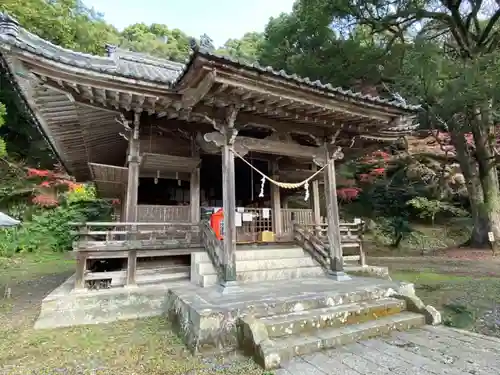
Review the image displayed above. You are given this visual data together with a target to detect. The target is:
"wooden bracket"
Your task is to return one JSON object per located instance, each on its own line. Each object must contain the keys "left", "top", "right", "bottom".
{"left": 181, "top": 68, "right": 217, "bottom": 109}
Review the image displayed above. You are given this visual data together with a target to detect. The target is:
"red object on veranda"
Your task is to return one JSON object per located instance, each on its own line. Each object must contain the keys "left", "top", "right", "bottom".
{"left": 210, "top": 209, "right": 224, "bottom": 241}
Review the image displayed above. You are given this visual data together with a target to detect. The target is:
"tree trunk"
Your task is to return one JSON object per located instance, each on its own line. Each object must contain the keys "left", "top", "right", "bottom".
{"left": 450, "top": 131, "right": 489, "bottom": 247}
{"left": 471, "top": 112, "right": 500, "bottom": 255}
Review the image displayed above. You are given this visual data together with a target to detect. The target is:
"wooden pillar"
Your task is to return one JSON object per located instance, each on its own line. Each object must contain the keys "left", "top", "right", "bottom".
{"left": 270, "top": 159, "right": 282, "bottom": 237}
{"left": 125, "top": 113, "right": 141, "bottom": 286}
{"left": 190, "top": 142, "right": 200, "bottom": 223}
{"left": 323, "top": 143, "right": 349, "bottom": 280}
{"left": 312, "top": 165, "right": 321, "bottom": 228}
{"left": 221, "top": 142, "right": 237, "bottom": 283}
{"left": 219, "top": 106, "right": 240, "bottom": 289}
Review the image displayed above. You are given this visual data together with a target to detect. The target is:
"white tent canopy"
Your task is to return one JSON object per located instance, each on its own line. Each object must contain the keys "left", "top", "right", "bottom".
{"left": 0, "top": 212, "right": 20, "bottom": 227}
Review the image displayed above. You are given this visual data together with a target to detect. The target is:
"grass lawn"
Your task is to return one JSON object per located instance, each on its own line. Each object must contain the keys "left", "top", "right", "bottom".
{"left": 392, "top": 270, "right": 500, "bottom": 335}
{"left": 0, "top": 316, "right": 267, "bottom": 375}
{"left": 0, "top": 252, "right": 74, "bottom": 285}
{"left": 0, "top": 252, "right": 498, "bottom": 374}
{"left": 0, "top": 253, "right": 270, "bottom": 375}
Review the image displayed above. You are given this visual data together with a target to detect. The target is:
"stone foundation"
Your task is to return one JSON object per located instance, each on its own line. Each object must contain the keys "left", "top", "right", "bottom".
{"left": 345, "top": 265, "right": 391, "bottom": 279}
{"left": 34, "top": 274, "right": 192, "bottom": 330}
{"left": 165, "top": 276, "right": 427, "bottom": 357}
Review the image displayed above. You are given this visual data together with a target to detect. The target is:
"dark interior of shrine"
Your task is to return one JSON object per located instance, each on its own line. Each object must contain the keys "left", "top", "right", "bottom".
{"left": 137, "top": 153, "right": 270, "bottom": 206}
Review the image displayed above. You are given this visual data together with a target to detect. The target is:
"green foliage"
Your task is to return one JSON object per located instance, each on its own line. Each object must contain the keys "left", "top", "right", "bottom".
{"left": 119, "top": 23, "right": 191, "bottom": 62}
{"left": 66, "top": 184, "right": 96, "bottom": 204}
{"left": 0, "top": 198, "right": 113, "bottom": 257}
{"left": 442, "top": 304, "right": 476, "bottom": 329}
{"left": 407, "top": 197, "right": 468, "bottom": 224}
{"left": 216, "top": 32, "right": 264, "bottom": 64}
{"left": 372, "top": 216, "right": 414, "bottom": 248}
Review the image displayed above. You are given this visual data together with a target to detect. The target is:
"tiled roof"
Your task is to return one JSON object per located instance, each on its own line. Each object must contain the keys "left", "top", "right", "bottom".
{"left": 0, "top": 12, "right": 419, "bottom": 112}
{"left": 180, "top": 48, "right": 420, "bottom": 112}
{"left": 0, "top": 13, "right": 183, "bottom": 85}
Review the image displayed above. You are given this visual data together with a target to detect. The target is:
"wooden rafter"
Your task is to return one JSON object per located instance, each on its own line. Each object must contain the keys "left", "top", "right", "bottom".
{"left": 181, "top": 68, "right": 217, "bottom": 108}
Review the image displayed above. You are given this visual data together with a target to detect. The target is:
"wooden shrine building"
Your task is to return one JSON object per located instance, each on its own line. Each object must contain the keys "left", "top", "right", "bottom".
{"left": 0, "top": 13, "right": 418, "bottom": 290}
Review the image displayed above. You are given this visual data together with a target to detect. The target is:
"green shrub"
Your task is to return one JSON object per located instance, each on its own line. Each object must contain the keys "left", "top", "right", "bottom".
{"left": 0, "top": 198, "right": 113, "bottom": 257}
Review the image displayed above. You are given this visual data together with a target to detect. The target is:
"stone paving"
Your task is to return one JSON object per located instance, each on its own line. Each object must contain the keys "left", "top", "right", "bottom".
{"left": 276, "top": 325, "right": 500, "bottom": 374}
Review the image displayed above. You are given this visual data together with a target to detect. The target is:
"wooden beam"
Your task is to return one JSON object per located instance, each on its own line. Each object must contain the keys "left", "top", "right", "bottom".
{"left": 206, "top": 58, "right": 412, "bottom": 116}
{"left": 140, "top": 171, "right": 190, "bottom": 181}
{"left": 215, "top": 75, "right": 394, "bottom": 122}
{"left": 236, "top": 136, "right": 322, "bottom": 159}
{"left": 22, "top": 58, "right": 173, "bottom": 92}
{"left": 182, "top": 69, "right": 216, "bottom": 108}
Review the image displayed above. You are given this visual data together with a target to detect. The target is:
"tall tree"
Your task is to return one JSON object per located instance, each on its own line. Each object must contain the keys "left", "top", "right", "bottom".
{"left": 119, "top": 23, "right": 191, "bottom": 62}
{"left": 294, "top": 0, "right": 500, "bottom": 247}
{"left": 216, "top": 32, "right": 264, "bottom": 64}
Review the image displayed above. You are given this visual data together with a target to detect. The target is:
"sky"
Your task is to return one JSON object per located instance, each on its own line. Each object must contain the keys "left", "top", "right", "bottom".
{"left": 84, "top": 0, "right": 296, "bottom": 47}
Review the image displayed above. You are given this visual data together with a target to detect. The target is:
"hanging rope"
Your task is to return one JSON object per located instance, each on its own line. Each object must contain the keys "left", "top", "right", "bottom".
{"left": 230, "top": 147, "right": 329, "bottom": 200}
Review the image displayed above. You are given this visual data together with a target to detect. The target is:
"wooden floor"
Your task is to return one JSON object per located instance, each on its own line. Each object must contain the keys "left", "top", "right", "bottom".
{"left": 276, "top": 325, "right": 500, "bottom": 375}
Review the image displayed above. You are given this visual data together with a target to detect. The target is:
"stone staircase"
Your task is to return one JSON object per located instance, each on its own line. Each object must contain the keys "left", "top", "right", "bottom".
{"left": 238, "top": 289, "right": 427, "bottom": 369}
{"left": 191, "top": 245, "right": 325, "bottom": 286}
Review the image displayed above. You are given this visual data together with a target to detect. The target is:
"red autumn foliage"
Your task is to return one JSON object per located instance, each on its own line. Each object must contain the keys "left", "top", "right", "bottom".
{"left": 27, "top": 168, "right": 53, "bottom": 178}
{"left": 370, "top": 168, "right": 386, "bottom": 176}
{"left": 26, "top": 168, "right": 79, "bottom": 207}
{"left": 371, "top": 150, "right": 391, "bottom": 160}
{"left": 337, "top": 187, "right": 362, "bottom": 201}
{"left": 32, "top": 194, "right": 58, "bottom": 207}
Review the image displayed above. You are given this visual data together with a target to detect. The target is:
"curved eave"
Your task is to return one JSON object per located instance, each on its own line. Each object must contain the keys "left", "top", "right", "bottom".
{"left": 0, "top": 52, "right": 68, "bottom": 171}
{"left": 176, "top": 49, "right": 419, "bottom": 117}
{"left": 0, "top": 27, "right": 183, "bottom": 86}
{"left": 7, "top": 48, "right": 175, "bottom": 93}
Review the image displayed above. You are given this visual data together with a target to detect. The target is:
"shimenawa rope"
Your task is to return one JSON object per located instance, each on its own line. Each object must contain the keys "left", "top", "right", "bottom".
{"left": 230, "top": 147, "right": 328, "bottom": 200}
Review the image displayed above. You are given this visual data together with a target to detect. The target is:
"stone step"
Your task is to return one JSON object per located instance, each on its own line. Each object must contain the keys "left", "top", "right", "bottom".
{"left": 257, "top": 312, "right": 426, "bottom": 369}
{"left": 192, "top": 247, "right": 308, "bottom": 264}
{"left": 260, "top": 297, "right": 406, "bottom": 338}
{"left": 196, "top": 256, "right": 318, "bottom": 275}
{"left": 199, "top": 265, "right": 325, "bottom": 287}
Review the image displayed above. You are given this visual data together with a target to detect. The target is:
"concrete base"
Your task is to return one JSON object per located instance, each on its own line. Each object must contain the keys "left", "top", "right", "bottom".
{"left": 327, "top": 270, "right": 352, "bottom": 281}
{"left": 218, "top": 281, "right": 244, "bottom": 295}
{"left": 34, "top": 274, "right": 193, "bottom": 330}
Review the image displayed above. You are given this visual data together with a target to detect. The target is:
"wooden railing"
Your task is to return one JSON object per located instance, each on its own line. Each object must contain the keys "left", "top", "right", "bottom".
{"left": 199, "top": 220, "right": 224, "bottom": 281}
{"left": 293, "top": 220, "right": 366, "bottom": 268}
{"left": 281, "top": 209, "right": 313, "bottom": 233}
{"left": 293, "top": 224, "right": 329, "bottom": 269}
{"left": 235, "top": 207, "right": 272, "bottom": 243}
{"left": 71, "top": 222, "right": 200, "bottom": 289}
{"left": 137, "top": 205, "right": 190, "bottom": 222}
